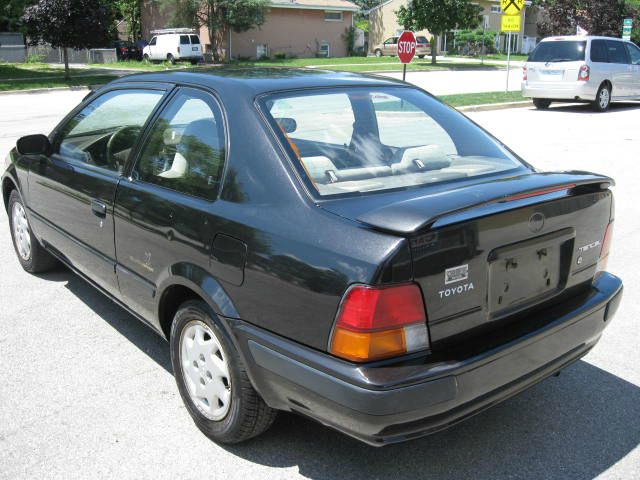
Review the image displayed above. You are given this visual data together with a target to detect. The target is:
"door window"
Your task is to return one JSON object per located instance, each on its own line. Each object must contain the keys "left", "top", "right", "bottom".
{"left": 134, "top": 88, "right": 226, "bottom": 201}
{"left": 56, "top": 89, "right": 164, "bottom": 172}
{"left": 606, "top": 41, "right": 630, "bottom": 64}
{"left": 625, "top": 43, "right": 640, "bottom": 65}
{"left": 149, "top": 37, "right": 157, "bottom": 46}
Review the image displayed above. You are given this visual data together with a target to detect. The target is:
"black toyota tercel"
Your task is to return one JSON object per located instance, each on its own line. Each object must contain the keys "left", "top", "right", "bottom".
{"left": 2, "top": 68, "right": 623, "bottom": 446}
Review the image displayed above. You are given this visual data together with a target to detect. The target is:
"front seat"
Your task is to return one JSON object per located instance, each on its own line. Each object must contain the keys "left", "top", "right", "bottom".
{"left": 159, "top": 118, "right": 219, "bottom": 179}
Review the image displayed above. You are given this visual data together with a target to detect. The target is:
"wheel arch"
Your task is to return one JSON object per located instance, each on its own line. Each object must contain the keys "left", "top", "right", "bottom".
{"left": 2, "top": 175, "right": 18, "bottom": 212}
{"left": 156, "top": 262, "right": 240, "bottom": 340}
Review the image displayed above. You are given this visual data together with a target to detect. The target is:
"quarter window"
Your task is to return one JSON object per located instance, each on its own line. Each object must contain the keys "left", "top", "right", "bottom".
{"left": 56, "top": 89, "right": 164, "bottom": 173}
{"left": 590, "top": 40, "right": 608, "bottom": 62}
{"left": 134, "top": 88, "right": 226, "bottom": 201}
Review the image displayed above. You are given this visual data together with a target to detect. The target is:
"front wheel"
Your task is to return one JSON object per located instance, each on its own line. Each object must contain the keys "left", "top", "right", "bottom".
{"left": 593, "top": 84, "right": 611, "bottom": 112}
{"left": 170, "top": 300, "right": 277, "bottom": 444}
{"left": 533, "top": 98, "right": 552, "bottom": 110}
{"left": 418, "top": 55, "right": 425, "bottom": 59}
{"left": 8, "top": 190, "right": 58, "bottom": 273}
{"left": 143, "top": 54, "right": 150, "bottom": 63}
{"left": 374, "top": 49, "right": 382, "bottom": 57}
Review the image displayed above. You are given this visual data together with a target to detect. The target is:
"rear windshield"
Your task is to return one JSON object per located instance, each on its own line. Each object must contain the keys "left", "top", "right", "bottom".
{"left": 261, "top": 87, "right": 523, "bottom": 197}
{"left": 416, "top": 36, "right": 429, "bottom": 44}
{"left": 528, "top": 41, "right": 586, "bottom": 63}
{"left": 190, "top": 35, "right": 200, "bottom": 44}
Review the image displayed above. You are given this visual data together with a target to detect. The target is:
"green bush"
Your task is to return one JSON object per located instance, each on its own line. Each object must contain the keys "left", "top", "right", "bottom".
{"left": 26, "top": 53, "right": 45, "bottom": 64}
{"left": 451, "top": 29, "right": 497, "bottom": 56}
{"left": 273, "top": 52, "right": 287, "bottom": 60}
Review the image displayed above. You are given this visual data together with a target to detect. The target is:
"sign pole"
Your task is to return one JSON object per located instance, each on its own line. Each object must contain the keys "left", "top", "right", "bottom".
{"left": 505, "top": 31, "right": 512, "bottom": 93}
{"left": 403, "top": 63, "right": 407, "bottom": 82}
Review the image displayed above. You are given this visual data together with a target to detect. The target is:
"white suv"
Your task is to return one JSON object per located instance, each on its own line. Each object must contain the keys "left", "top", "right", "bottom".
{"left": 143, "top": 29, "right": 203, "bottom": 65}
{"left": 522, "top": 35, "right": 640, "bottom": 112}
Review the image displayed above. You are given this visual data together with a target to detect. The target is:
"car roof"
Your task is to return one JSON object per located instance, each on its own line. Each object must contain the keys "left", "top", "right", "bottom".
{"left": 540, "top": 35, "right": 628, "bottom": 42}
{"left": 109, "top": 67, "right": 407, "bottom": 96}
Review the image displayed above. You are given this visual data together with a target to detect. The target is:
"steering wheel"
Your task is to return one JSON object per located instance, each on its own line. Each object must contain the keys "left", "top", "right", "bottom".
{"left": 106, "top": 125, "right": 140, "bottom": 172}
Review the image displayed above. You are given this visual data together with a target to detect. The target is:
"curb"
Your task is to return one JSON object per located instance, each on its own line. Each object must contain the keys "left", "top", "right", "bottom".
{"left": 457, "top": 100, "right": 533, "bottom": 112}
{"left": 0, "top": 85, "right": 101, "bottom": 96}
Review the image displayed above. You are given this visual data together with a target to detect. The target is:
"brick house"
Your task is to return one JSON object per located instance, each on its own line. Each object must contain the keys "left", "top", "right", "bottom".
{"left": 141, "top": 0, "right": 360, "bottom": 59}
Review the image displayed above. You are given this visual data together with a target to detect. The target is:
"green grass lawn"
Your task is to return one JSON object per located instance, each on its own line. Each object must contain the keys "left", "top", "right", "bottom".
{"left": 0, "top": 74, "right": 120, "bottom": 91}
{"left": 0, "top": 63, "right": 120, "bottom": 90}
{"left": 440, "top": 90, "right": 527, "bottom": 107}
{"left": 447, "top": 53, "right": 529, "bottom": 62}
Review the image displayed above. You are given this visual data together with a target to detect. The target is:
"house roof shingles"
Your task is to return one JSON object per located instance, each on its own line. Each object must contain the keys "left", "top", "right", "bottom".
{"left": 270, "top": 0, "right": 360, "bottom": 12}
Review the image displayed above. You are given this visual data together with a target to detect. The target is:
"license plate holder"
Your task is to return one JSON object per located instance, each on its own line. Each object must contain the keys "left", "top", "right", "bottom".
{"left": 488, "top": 228, "right": 574, "bottom": 317}
{"left": 192, "top": 46, "right": 198, "bottom": 51}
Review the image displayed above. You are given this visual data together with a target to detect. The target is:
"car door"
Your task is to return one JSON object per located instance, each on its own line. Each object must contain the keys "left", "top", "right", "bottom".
{"left": 114, "top": 87, "right": 228, "bottom": 322}
{"left": 383, "top": 37, "right": 397, "bottom": 56}
{"left": 147, "top": 36, "right": 158, "bottom": 60}
{"left": 624, "top": 42, "right": 640, "bottom": 97}
{"left": 27, "top": 88, "right": 166, "bottom": 295}
{"left": 605, "top": 40, "right": 632, "bottom": 98}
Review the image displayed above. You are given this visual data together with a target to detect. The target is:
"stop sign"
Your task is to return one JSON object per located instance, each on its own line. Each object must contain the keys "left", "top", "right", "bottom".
{"left": 397, "top": 31, "right": 417, "bottom": 64}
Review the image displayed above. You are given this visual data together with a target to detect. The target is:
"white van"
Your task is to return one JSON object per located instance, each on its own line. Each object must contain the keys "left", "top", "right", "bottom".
{"left": 143, "top": 29, "right": 203, "bottom": 65}
{"left": 522, "top": 35, "right": 640, "bottom": 112}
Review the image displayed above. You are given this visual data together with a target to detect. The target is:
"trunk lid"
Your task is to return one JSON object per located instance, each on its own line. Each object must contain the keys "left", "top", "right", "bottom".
{"left": 320, "top": 171, "right": 614, "bottom": 349}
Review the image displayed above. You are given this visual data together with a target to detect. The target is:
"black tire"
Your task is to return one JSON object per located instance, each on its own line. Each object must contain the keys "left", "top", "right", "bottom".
{"left": 167, "top": 53, "right": 176, "bottom": 65}
{"left": 170, "top": 300, "right": 277, "bottom": 444}
{"left": 418, "top": 55, "right": 425, "bottom": 59}
{"left": 190, "top": 59, "right": 199, "bottom": 66}
{"left": 533, "top": 98, "right": 552, "bottom": 110}
{"left": 374, "top": 49, "right": 382, "bottom": 57}
{"left": 593, "top": 83, "right": 611, "bottom": 112}
{"left": 143, "top": 54, "right": 150, "bottom": 63}
{"left": 7, "top": 189, "right": 58, "bottom": 273}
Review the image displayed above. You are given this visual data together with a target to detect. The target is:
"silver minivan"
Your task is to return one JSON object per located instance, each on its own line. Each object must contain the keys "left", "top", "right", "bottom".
{"left": 522, "top": 35, "right": 640, "bottom": 111}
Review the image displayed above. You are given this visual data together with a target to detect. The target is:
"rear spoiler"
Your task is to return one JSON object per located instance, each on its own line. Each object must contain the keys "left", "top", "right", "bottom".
{"left": 354, "top": 172, "right": 613, "bottom": 234}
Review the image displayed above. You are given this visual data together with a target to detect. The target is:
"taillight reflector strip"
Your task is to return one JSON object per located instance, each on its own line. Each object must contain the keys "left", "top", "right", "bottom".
{"left": 501, "top": 184, "right": 576, "bottom": 202}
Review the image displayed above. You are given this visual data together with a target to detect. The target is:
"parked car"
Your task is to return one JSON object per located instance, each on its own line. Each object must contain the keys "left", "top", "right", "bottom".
{"left": 522, "top": 35, "right": 640, "bottom": 111}
{"left": 143, "top": 28, "right": 203, "bottom": 65}
{"left": 3, "top": 69, "right": 622, "bottom": 446}
{"left": 373, "top": 35, "right": 431, "bottom": 58}
{"left": 111, "top": 40, "right": 142, "bottom": 61}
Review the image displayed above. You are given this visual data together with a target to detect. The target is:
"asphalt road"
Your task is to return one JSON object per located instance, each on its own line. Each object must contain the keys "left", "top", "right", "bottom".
{"left": 1, "top": 91, "right": 639, "bottom": 480}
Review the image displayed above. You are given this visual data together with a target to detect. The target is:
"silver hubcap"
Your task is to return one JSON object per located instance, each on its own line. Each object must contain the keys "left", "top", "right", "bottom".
{"left": 599, "top": 89, "right": 610, "bottom": 109}
{"left": 180, "top": 321, "right": 231, "bottom": 421}
{"left": 12, "top": 202, "right": 31, "bottom": 261}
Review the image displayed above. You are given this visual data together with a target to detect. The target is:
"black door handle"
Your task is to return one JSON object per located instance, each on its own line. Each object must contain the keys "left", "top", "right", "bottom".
{"left": 91, "top": 199, "right": 107, "bottom": 217}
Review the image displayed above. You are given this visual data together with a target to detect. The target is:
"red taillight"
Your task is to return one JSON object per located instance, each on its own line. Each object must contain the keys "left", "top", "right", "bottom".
{"left": 523, "top": 65, "right": 527, "bottom": 81}
{"left": 329, "top": 284, "right": 429, "bottom": 362}
{"left": 578, "top": 64, "right": 590, "bottom": 81}
{"left": 597, "top": 222, "right": 614, "bottom": 272}
{"left": 177, "top": 46, "right": 181, "bottom": 53}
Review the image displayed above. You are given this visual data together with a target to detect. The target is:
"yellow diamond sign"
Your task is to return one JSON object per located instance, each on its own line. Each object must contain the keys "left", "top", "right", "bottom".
{"left": 500, "top": 0, "right": 524, "bottom": 16}
{"left": 501, "top": 14, "right": 521, "bottom": 33}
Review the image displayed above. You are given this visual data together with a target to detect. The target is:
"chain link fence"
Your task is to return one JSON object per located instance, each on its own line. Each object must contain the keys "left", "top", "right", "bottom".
{"left": 0, "top": 44, "right": 117, "bottom": 64}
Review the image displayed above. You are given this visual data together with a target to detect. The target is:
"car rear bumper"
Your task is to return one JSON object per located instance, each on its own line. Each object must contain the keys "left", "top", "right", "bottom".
{"left": 522, "top": 80, "right": 598, "bottom": 101}
{"left": 228, "top": 272, "right": 622, "bottom": 446}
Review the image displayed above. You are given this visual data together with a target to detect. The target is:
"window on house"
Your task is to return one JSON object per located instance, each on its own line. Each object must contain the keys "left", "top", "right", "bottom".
{"left": 319, "top": 42, "right": 330, "bottom": 57}
{"left": 324, "top": 11, "right": 343, "bottom": 21}
{"left": 490, "top": 5, "right": 501, "bottom": 13}
{"left": 256, "top": 44, "right": 268, "bottom": 59}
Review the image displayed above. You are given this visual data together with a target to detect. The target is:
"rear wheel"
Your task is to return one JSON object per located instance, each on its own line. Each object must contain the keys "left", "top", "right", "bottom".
{"left": 167, "top": 53, "right": 176, "bottom": 65}
{"left": 190, "top": 59, "right": 199, "bottom": 66}
{"left": 8, "top": 190, "right": 58, "bottom": 273}
{"left": 374, "top": 49, "right": 382, "bottom": 57}
{"left": 533, "top": 98, "right": 552, "bottom": 110}
{"left": 593, "top": 84, "right": 611, "bottom": 112}
{"left": 418, "top": 55, "right": 425, "bottom": 59}
{"left": 170, "top": 300, "right": 277, "bottom": 444}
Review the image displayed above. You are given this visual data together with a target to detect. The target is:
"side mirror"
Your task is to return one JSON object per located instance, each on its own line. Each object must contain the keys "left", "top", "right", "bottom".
{"left": 16, "top": 134, "right": 51, "bottom": 156}
{"left": 275, "top": 117, "right": 297, "bottom": 134}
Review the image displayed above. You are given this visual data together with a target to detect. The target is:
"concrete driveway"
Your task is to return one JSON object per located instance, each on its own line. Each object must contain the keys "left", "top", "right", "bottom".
{"left": 0, "top": 91, "right": 639, "bottom": 479}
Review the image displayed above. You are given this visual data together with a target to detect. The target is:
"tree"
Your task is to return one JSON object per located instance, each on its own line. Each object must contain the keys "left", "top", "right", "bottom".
{"left": 23, "top": 0, "right": 113, "bottom": 79}
{"left": 112, "top": 0, "right": 141, "bottom": 41}
{"left": 165, "top": 0, "right": 270, "bottom": 62}
{"left": 536, "top": 0, "right": 638, "bottom": 38}
{"left": 0, "top": 0, "right": 34, "bottom": 33}
{"left": 396, "top": 0, "right": 482, "bottom": 64}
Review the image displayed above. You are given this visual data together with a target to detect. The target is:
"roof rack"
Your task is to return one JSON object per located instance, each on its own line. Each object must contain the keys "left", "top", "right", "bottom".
{"left": 150, "top": 28, "right": 197, "bottom": 35}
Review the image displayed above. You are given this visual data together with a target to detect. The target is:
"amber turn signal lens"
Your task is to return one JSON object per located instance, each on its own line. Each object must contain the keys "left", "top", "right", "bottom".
{"left": 330, "top": 327, "right": 406, "bottom": 362}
